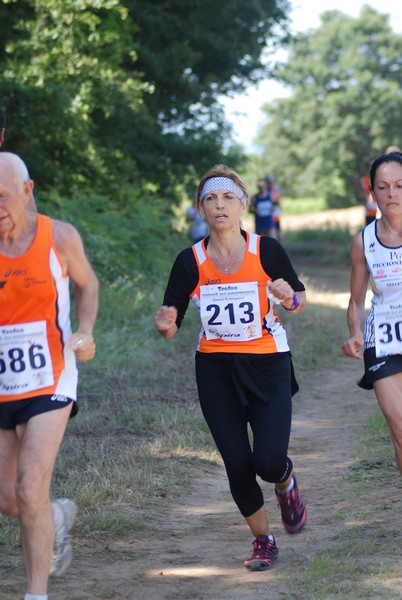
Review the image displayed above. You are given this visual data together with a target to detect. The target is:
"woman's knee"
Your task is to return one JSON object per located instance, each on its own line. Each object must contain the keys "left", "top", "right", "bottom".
{"left": 226, "top": 457, "right": 251, "bottom": 480}
{"left": 254, "top": 452, "right": 289, "bottom": 483}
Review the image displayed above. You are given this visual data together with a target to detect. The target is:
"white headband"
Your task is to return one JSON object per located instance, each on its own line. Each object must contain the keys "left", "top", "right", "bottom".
{"left": 200, "top": 177, "right": 246, "bottom": 204}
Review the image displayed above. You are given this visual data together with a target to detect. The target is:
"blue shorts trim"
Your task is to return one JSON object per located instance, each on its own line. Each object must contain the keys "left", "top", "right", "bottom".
{"left": 0, "top": 395, "right": 77, "bottom": 430}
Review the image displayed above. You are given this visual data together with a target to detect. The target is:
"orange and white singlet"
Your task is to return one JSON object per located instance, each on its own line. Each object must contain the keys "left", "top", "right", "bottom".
{"left": 190, "top": 232, "right": 290, "bottom": 354}
{"left": 0, "top": 215, "right": 78, "bottom": 401}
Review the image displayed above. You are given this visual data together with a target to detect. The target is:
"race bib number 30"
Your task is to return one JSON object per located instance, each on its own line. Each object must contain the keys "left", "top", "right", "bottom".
{"left": 0, "top": 321, "right": 54, "bottom": 395}
{"left": 200, "top": 282, "right": 262, "bottom": 342}
{"left": 374, "top": 303, "right": 402, "bottom": 357}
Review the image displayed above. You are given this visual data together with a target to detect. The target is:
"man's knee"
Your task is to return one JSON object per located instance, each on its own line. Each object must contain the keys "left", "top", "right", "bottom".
{"left": 15, "top": 471, "right": 50, "bottom": 513}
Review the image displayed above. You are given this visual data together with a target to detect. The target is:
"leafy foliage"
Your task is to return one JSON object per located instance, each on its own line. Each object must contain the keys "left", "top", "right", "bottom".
{"left": 256, "top": 6, "right": 402, "bottom": 206}
{"left": 0, "top": 0, "right": 290, "bottom": 203}
{"left": 36, "top": 187, "right": 185, "bottom": 284}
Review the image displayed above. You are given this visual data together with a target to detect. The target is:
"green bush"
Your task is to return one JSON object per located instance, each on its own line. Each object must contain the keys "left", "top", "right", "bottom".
{"left": 36, "top": 188, "right": 187, "bottom": 283}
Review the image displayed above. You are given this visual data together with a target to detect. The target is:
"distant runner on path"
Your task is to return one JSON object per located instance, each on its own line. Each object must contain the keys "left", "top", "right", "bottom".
{"left": 249, "top": 177, "right": 274, "bottom": 236}
{"left": 342, "top": 151, "right": 402, "bottom": 477}
{"left": 155, "top": 164, "right": 307, "bottom": 572}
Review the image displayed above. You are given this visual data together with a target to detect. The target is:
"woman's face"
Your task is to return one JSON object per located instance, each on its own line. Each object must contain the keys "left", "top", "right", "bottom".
{"left": 372, "top": 161, "right": 402, "bottom": 216}
{"left": 199, "top": 189, "right": 245, "bottom": 231}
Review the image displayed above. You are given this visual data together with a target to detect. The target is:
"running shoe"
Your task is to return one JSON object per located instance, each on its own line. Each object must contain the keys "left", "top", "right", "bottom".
{"left": 50, "top": 498, "right": 78, "bottom": 576}
{"left": 275, "top": 475, "right": 307, "bottom": 533}
{"left": 244, "top": 534, "right": 278, "bottom": 571}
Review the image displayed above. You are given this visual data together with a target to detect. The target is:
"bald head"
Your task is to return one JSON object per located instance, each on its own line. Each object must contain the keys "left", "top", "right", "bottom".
{"left": 0, "top": 152, "right": 30, "bottom": 193}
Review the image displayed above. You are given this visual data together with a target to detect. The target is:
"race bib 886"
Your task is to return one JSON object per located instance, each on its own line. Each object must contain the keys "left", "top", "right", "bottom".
{"left": 0, "top": 321, "right": 54, "bottom": 395}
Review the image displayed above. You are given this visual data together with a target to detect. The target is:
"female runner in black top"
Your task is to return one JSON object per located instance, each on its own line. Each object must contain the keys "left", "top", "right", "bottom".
{"left": 155, "top": 164, "right": 307, "bottom": 571}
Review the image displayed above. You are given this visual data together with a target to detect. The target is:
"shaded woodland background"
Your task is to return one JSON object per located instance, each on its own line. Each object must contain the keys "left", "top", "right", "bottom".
{"left": 1, "top": 1, "right": 401, "bottom": 218}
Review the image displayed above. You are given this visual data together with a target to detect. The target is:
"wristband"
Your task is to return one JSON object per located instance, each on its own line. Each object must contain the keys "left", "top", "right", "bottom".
{"left": 282, "top": 293, "right": 299, "bottom": 312}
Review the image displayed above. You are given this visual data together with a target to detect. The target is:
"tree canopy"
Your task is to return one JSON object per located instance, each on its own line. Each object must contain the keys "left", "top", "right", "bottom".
{"left": 256, "top": 6, "right": 402, "bottom": 206}
{"left": 0, "top": 0, "right": 290, "bottom": 201}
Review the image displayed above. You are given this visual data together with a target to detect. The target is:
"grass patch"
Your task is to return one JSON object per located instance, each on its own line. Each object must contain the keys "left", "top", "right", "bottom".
{"left": 282, "top": 196, "right": 327, "bottom": 215}
{"left": 283, "top": 516, "right": 401, "bottom": 599}
{"left": 289, "top": 552, "right": 397, "bottom": 599}
{"left": 0, "top": 519, "right": 19, "bottom": 549}
{"left": 283, "top": 225, "right": 352, "bottom": 265}
{"left": 349, "top": 410, "right": 395, "bottom": 484}
{"left": 285, "top": 300, "right": 347, "bottom": 375}
{"left": 78, "top": 511, "right": 152, "bottom": 537}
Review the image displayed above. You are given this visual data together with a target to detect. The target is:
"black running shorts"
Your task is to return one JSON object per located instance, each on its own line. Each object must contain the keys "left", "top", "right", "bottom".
{"left": 358, "top": 347, "right": 402, "bottom": 390}
{"left": 0, "top": 395, "right": 77, "bottom": 430}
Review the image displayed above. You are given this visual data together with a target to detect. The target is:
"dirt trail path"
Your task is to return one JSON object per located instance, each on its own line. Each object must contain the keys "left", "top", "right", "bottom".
{"left": 2, "top": 207, "right": 402, "bottom": 599}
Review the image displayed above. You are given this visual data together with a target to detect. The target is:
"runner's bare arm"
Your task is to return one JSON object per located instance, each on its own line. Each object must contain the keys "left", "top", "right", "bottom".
{"left": 342, "top": 234, "right": 369, "bottom": 359}
{"left": 53, "top": 220, "right": 99, "bottom": 361}
{"left": 154, "top": 305, "right": 178, "bottom": 339}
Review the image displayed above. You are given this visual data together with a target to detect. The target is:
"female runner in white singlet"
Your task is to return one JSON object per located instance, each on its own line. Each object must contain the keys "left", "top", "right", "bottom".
{"left": 342, "top": 151, "right": 402, "bottom": 476}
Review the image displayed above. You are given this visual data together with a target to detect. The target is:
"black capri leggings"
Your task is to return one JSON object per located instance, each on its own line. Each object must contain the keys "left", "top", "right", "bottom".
{"left": 195, "top": 351, "right": 294, "bottom": 518}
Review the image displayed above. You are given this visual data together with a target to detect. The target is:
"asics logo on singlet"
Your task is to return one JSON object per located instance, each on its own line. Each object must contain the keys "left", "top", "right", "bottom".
{"left": 0, "top": 280, "right": 6, "bottom": 289}
{"left": 4, "top": 268, "right": 27, "bottom": 277}
{"left": 51, "top": 394, "right": 69, "bottom": 403}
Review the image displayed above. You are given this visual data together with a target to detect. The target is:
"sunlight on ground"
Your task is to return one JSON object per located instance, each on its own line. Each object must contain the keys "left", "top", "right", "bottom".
{"left": 144, "top": 565, "right": 281, "bottom": 581}
{"left": 309, "top": 289, "right": 371, "bottom": 310}
{"left": 180, "top": 503, "right": 229, "bottom": 516}
{"left": 146, "top": 566, "right": 237, "bottom": 577}
{"left": 371, "top": 579, "right": 402, "bottom": 594}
